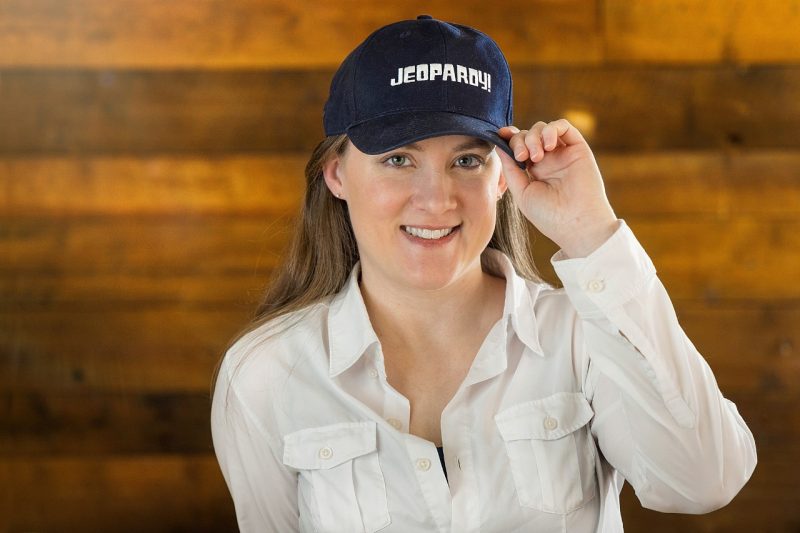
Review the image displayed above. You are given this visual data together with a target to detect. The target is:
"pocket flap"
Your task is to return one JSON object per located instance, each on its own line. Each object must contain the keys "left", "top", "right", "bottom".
{"left": 494, "top": 392, "right": 593, "bottom": 441}
{"left": 282, "top": 421, "right": 377, "bottom": 470}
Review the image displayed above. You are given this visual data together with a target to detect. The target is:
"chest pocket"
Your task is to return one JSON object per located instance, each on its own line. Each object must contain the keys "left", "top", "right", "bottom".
{"left": 494, "top": 392, "right": 598, "bottom": 514}
{"left": 283, "top": 421, "right": 390, "bottom": 533}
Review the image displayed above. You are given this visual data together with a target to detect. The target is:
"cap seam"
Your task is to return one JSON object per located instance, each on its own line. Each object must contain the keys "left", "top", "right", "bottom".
{"left": 434, "top": 20, "right": 449, "bottom": 109}
{"left": 453, "top": 23, "right": 513, "bottom": 124}
{"left": 350, "top": 30, "right": 384, "bottom": 124}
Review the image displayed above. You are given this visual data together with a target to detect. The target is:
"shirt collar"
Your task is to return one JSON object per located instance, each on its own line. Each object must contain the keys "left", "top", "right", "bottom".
{"left": 327, "top": 248, "right": 545, "bottom": 378}
{"left": 481, "top": 247, "right": 546, "bottom": 358}
{"left": 328, "top": 261, "right": 380, "bottom": 378}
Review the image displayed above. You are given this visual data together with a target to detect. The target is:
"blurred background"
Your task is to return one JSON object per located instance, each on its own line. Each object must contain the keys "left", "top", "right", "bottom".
{"left": 1, "top": 1, "right": 798, "bottom": 531}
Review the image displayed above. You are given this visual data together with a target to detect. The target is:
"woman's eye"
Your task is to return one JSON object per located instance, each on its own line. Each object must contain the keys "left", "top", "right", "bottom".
{"left": 384, "top": 154, "right": 409, "bottom": 167}
{"left": 456, "top": 154, "right": 483, "bottom": 168}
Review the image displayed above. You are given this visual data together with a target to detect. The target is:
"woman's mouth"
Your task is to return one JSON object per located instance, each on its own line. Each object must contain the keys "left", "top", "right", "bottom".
{"left": 401, "top": 225, "right": 461, "bottom": 242}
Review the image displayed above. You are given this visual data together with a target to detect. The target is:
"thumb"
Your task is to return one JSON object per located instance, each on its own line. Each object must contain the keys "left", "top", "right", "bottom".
{"left": 496, "top": 147, "right": 533, "bottom": 200}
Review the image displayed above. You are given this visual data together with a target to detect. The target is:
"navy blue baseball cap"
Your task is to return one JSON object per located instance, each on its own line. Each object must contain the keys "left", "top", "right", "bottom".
{"left": 323, "top": 15, "right": 525, "bottom": 169}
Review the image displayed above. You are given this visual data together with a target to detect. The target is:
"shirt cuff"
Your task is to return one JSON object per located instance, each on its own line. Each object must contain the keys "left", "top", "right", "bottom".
{"left": 550, "top": 219, "right": 657, "bottom": 318}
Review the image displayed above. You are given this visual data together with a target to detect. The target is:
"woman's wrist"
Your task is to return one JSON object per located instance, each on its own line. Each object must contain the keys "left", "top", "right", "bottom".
{"left": 557, "top": 217, "right": 620, "bottom": 259}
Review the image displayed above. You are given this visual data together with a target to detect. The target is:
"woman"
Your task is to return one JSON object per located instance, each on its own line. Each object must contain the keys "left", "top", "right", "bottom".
{"left": 211, "top": 15, "right": 756, "bottom": 532}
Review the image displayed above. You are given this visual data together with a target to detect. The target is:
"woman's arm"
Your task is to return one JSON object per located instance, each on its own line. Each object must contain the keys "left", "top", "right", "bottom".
{"left": 211, "top": 359, "right": 300, "bottom": 532}
{"left": 552, "top": 220, "right": 757, "bottom": 513}
{"left": 497, "top": 118, "right": 756, "bottom": 512}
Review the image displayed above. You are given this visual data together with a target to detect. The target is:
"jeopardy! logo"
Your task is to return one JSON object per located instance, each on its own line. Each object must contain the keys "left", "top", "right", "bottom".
{"left": 390, "top": 63, "right": 492, "bottom": 92}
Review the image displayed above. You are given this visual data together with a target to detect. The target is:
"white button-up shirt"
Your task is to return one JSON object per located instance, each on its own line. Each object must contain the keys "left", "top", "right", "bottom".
{"left": 211, "top": 220, "right": 756, "bottom": 533}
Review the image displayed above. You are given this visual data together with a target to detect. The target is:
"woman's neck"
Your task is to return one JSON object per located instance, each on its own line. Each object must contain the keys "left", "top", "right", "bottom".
{"left": 358, "top": 263, "right": 506, "bottom": 357}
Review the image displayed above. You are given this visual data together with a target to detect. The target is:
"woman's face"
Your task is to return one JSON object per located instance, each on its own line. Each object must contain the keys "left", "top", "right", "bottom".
{"left": 323, "top": 134, "right": 507, "bottom": 292}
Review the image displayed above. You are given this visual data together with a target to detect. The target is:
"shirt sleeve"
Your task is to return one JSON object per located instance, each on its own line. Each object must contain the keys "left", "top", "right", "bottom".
{"left": 551, "top": 219, "right": 757, "bottom": 514}
{"left": 211, "top": 356, "right": 300, "bottom": 532}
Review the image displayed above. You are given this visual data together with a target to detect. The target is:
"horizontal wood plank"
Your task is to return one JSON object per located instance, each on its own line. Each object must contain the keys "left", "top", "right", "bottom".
{"left": 2, "top": 303, "right": 798, "bottom": 393}
{"left": 0, "top": 155, "right": 305, "bottom": 215}
{"left": 625, "top": 216, "right": 800, "bottom": 302}
{"left": 0, "top": 455, "right": 235, "bottom": 532}
{"left": 600, "top": 150, "right": 800, "bottom": 220}
{"left": 0, "top": 0, "right": 603, "bottom": 69}
{"left": 0, "top": 69, "right": 331, "bottom": 154}
{"left": 0, "top": 308, "right": 249, "bottom": 392}
{"left": 2, "top": 151, "right": 799, "bottom": 218}
{"left": 675, "top": 303, "right": 800, "bottom": 396}
{"left": 605, "top": 0, "right": 800, "bottom": 64}
{"left": 1, "top": 1, "right": 798, "bottom": 68}
{"left": 1, "top": 66, "right": 800, "bottom": 153}
{"left": 1, "top": 215, "right": 289, "bottom": 306}
{"left": 1, "top": 392, "right": 214, "bottom": 455}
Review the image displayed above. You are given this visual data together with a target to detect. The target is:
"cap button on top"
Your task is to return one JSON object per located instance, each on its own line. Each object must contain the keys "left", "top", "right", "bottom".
{"left": 416, "top": 14, "right": 433, "bottom": 19}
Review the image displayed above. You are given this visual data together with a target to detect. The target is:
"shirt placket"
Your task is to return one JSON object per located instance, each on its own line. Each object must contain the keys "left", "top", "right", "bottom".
{"left": 403, "top": 433, "right": 452, "bottom": 532}
{"left": 448, "top": 319, "right": 510, "bottom": 532}
{"left": 373, "top": 346, "right": 452, "bottom": 532}
{"left": 442, "top": 397, "right": 481, "bottom": 533}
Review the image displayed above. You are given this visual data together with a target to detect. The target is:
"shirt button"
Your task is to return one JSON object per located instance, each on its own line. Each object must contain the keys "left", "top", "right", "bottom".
{"left": 386, "top": 417, "right": 402, "bottom": 430}
{"left": 318, "top": 446, "right": 333, "bottom": 459}
{"left": 368, "top": 367, "right": 379, "bottom": 378}
{"left": 415, "top": 458, "right": 432, "bottom": 471}
{"left": 543, "top": 416, "right": 559, "bottom": 431}
{"left": 587, "top": 279, "right": 605, "bottom": 292}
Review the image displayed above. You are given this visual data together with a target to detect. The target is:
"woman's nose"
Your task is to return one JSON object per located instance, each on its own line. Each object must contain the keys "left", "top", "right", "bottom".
{"left": 414, "top": 172, "right": 458, "bottom": 212}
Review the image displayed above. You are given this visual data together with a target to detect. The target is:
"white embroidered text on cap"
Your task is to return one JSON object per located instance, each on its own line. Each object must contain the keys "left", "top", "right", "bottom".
{"left": 390, "top": 63, "right": 492, "bottom": 92}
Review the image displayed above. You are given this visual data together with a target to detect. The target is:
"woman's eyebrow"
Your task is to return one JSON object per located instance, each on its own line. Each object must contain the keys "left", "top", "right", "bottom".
{"left": 453, "top": 139, "right": 494, "bottom": 152}
{"left": 401, "top": 139, "right": 494, "bottom": 152}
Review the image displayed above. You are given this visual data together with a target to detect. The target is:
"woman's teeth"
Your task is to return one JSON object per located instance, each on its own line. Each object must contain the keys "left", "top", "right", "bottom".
{"left": 403, "top": 226, "right": 456, "bottom": 240}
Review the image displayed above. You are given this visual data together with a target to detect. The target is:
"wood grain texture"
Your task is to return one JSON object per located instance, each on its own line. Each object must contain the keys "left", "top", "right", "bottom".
{"left": 1, "top": 215, "right": 291, "bottom": 307}
{"left": 2, "top": 392, "right": 215, "bottom": 455}
{"left": 0, "top": 308, "right": 248, "bottom": 392}
{"left": 0, "top": 0, "right": 603, "bottom": 69}
{"left": 0, "top": 455, "right": 236, "bottom": 532}
{"left": 605, "top": 0, "right": 800, "bottom": 64}
{"left": 0, "top": 69, "right": 330, "bottom": 153}
{"left": 1, "top": 1, "right": 796, "bottom": 530}
{"left": 2, "top": 66, "right": 800, "bottom": 153}
{"left": 2, "top": 1, "right": 798, "bottom": 68}
{"left": 0, "top": 155, "right": 306, "bottom": 215}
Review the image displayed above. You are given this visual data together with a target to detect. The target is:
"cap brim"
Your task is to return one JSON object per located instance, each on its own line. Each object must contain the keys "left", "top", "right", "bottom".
{"left": 346, "top": 111, "right": 526, "bottom": 170}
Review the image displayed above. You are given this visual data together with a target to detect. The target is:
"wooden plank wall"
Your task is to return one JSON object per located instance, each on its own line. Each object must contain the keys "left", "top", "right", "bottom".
{"left": 1, "top": 1, "right": 798, "bottom": 530}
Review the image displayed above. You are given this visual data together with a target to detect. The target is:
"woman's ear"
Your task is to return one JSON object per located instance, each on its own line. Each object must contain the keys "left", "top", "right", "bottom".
{"left": 497, "top": 165, "right": 509, "bottom": 198}
{"left": 322, "top": 156, "right": 345, "bottom": 199}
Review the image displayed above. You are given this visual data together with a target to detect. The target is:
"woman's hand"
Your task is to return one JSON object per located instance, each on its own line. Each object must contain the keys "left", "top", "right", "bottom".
{"left": 496, "top": 119, "right": 619, "bottom": 259}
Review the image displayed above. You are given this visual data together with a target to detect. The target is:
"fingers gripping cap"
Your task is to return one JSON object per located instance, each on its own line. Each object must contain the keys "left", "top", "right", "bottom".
{"left": 323, "top": 14, "right": 524, "bottom": 168}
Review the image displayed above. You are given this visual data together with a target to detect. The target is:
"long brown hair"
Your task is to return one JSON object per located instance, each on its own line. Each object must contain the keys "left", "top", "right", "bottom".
{"left": 210, "top": 134, "right": 543, "bottom": 397}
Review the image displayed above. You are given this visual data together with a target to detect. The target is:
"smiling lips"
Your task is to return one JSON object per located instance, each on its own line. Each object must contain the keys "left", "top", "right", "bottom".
{"left": 401, "top": 225, "right": 460, "bottom": 240}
